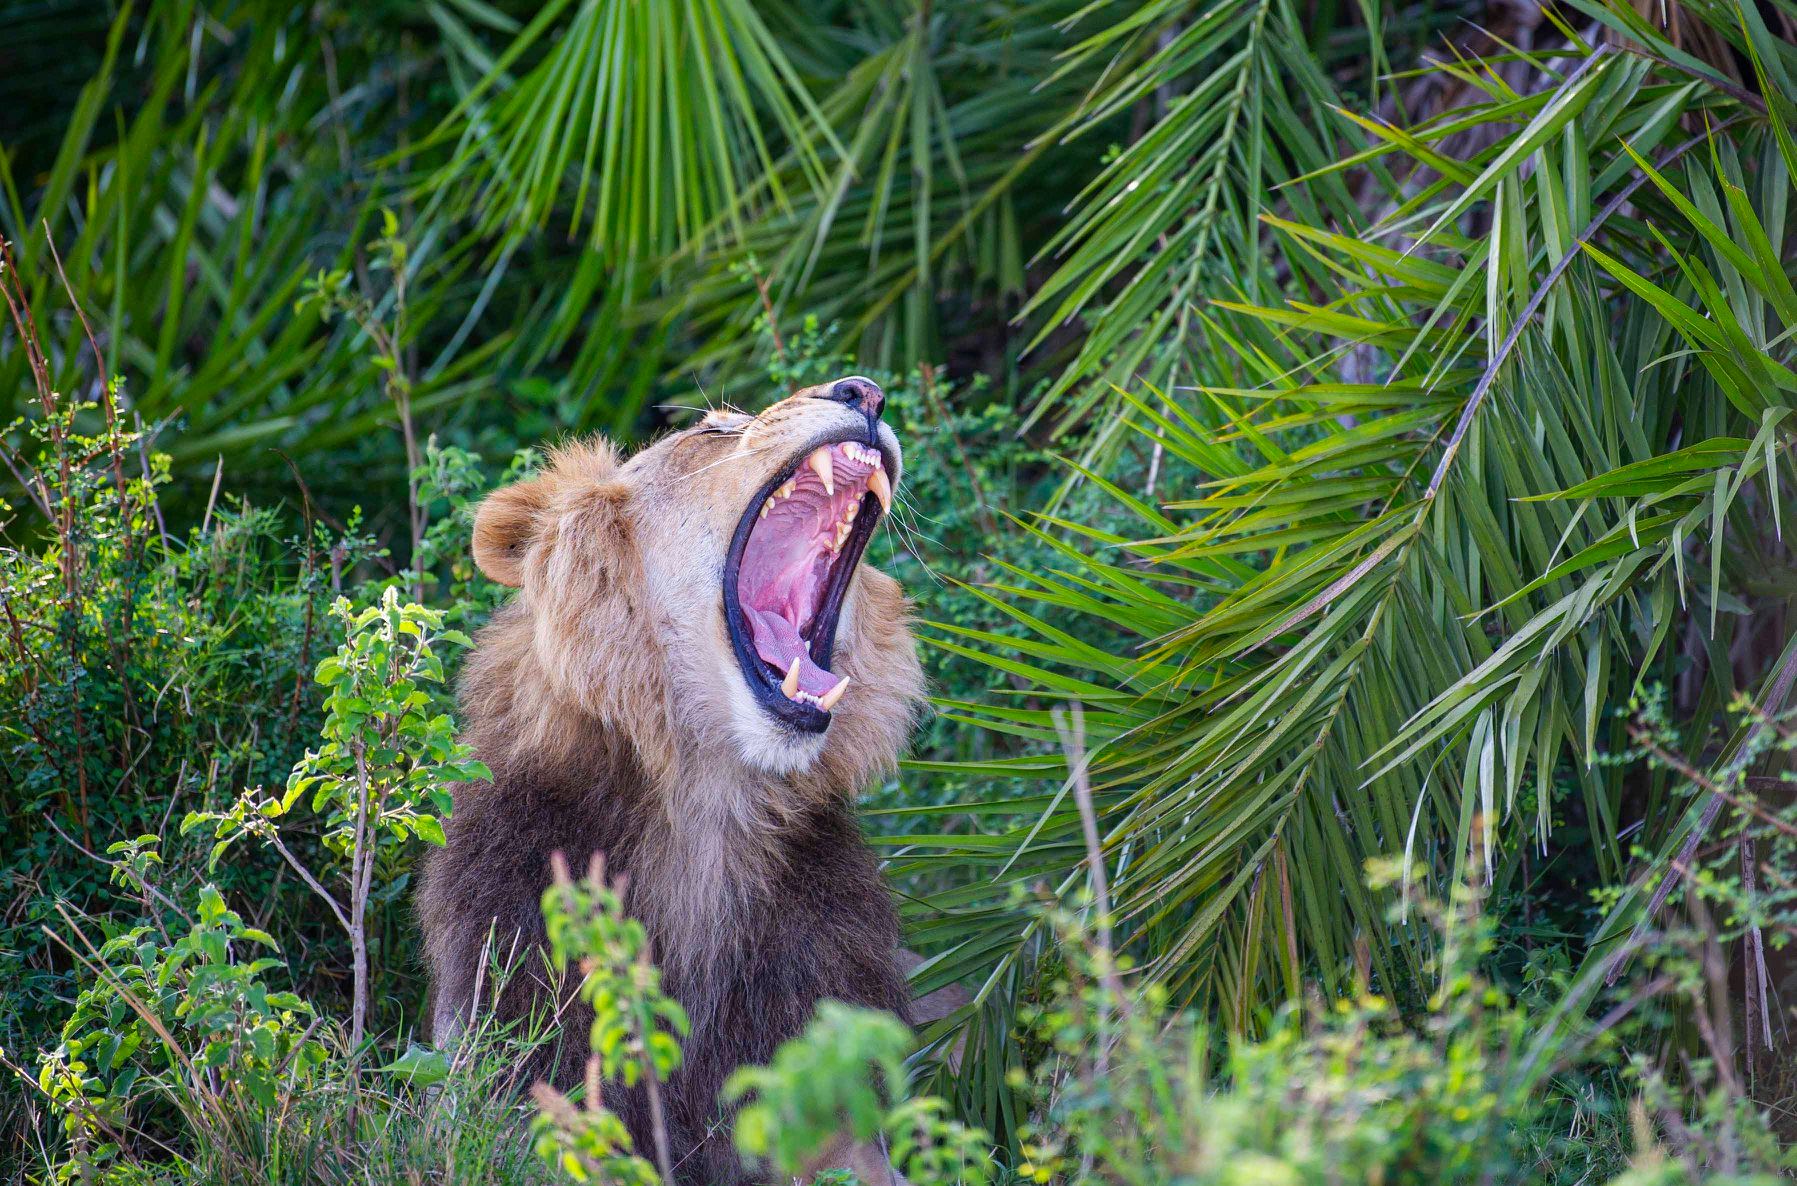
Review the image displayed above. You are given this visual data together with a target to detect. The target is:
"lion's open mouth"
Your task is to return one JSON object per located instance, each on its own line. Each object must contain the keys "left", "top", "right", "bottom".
{"left": 722, "top": 437, "right": 893, "bottom": 731}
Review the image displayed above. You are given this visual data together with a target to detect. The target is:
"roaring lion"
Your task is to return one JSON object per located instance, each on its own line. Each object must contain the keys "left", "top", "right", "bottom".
{"left": 416, "top": 377, "right": 931, "bottom": 1184}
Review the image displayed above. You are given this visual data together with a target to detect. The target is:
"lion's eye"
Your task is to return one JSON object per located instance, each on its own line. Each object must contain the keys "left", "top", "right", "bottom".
{"left": 697, "top": 409, "right": 751, "bottom": 435}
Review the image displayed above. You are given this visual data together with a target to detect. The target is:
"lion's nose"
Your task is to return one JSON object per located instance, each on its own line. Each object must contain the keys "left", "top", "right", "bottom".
{"left": 818, "top": 375, "right": 885, "bottom": 425}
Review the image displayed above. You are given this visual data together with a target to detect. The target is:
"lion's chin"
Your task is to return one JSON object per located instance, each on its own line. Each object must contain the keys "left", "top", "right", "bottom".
{"left": 731, "top": 718, "right": 831, "bottom": 777}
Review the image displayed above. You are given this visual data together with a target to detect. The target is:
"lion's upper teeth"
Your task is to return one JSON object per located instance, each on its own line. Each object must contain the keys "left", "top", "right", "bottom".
{"left": 866, "top": 466, "right": 891, "bottom": 513}
{"left": 809, "top": 446, "right": 834, "bottom": 495}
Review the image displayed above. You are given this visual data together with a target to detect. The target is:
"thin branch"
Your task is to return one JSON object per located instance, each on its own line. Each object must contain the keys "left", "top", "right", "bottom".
{"left": 636, "top": 965, "right": 678, "bottom": 1185}
{"left": 1627, "top": 725, "right": 1797, "bottom": 842}
{"left": 275, "top": 448, "right": 321, "bottom": 732}
{"left": 348, "top": 738, "right": 374, "bottom": 1054}
{"left": 40, "top": 813, "right": 194, "bottom": 926}
{"left": 1610, "top": 648, "right": 1797, "bottom": 984}
{"left": 0, "top": 439, "right": 51, "bottom": 517}
{"left": 201, "top": 455, "right": 225, "bottom": 537}
{"left": 265, "top": 825, "right": 352, "bottom": 934}
{"left": 1051, "top": 706, "right": 1113, "bottom": 943}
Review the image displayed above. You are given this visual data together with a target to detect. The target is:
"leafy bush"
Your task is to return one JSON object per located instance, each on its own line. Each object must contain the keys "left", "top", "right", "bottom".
{"left": 533, "top": 865, "right": 1792, "bottom": 1186}
{"left": 0, "top": 260, "right": 509, "bottom": 1168}
{"left": 185, "top": 588, "right": 487, "bottom": 1051}
{"left": 33, "top": 870, "right": 323, "bottom": 1183}
{"left": 726, "top": 1000, "right": 994, "bottom": 1186}
{"left": 1004, "top": 883, "right": 1790, "bottom": 1186}
{"left": 0, "top": 283, "right": 330, "bottom": 1077}
{"left": 530, "top": 852, "right": 689, "bottom": 1185}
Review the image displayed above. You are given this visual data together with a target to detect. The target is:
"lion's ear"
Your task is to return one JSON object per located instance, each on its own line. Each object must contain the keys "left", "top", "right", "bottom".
{"left": 472, "top": 479, "right": 550, "bottom": 587}
{"left": 475, "top": 437, "right": 625, "bottom": 587}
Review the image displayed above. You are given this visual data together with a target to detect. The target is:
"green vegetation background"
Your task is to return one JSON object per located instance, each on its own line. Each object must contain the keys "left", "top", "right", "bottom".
{"left": 1, "top": 0, "right": 1794, "bottom": 1182}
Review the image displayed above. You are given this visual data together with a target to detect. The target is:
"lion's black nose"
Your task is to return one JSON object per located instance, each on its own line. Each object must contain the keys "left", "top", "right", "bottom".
{"left": 820, "top": 375, "right": 884, "bottom": 421}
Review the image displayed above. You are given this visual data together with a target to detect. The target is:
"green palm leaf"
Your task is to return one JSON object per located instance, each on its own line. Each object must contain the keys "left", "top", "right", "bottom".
{"left": 909, "top": 4, "right": 1794, "bottom": 1133}
{"left": 423, "top": 0, "right": 841, "bottom": 272}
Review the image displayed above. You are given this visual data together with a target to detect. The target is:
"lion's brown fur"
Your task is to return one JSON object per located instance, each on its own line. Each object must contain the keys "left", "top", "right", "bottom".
{"left": 416, "top": 388, "right": 926, "bottom": 1184}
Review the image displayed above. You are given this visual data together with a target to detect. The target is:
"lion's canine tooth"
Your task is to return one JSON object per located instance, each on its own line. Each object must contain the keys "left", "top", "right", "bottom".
{"left": 818, "top": 676, "right": 849, "bottom": 711}
{"left": 809, "top": 446, "right": 834, "bottom": 495}
{"left": 866, "top": 466, "right": 892, "bottom": 513}
{"left": 783, "top": 656, "right": 802, "bottom": 698}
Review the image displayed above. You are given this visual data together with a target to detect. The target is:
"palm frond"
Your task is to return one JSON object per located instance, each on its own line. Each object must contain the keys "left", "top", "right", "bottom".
{"left": 909, "top": 4, "right": 1794, "bottom": 1124}
{"left": 423, "top": 0, "right": 841, "bottom": 273}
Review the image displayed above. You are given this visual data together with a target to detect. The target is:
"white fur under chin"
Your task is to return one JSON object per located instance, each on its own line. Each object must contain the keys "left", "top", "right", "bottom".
{"left": 725, "top": 679, "right": 830, "bottom": 774}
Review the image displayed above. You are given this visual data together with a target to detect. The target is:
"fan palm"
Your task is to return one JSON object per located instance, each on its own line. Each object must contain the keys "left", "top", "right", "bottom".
{"left": 0, "top": 3, "right": 514, "bottom": 509}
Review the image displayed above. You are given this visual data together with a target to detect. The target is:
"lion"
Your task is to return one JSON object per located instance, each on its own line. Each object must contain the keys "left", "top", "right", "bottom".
{"left": 416, "top": 376, "right": 938, "bottom": 1185}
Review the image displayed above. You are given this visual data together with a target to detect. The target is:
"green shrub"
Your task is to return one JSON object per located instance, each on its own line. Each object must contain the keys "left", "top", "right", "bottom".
{"left": 529, "top": 853, "right": 688, "bottom": 1185}
{"left": 528, "top": 863, "right": 1792, "bottom": 1186}
{"left": 183, "top": 587, "right": 487, "bottom": 1052}
{"left": 0, "top": 333, "right": 343, "bottom": 1086}
{"left": 731, "top": 1002, "right": 994, "bottom": 1186}
{"left": 1004, "top": 902, "right": 1781, "bottom": 1186}
{"left": 30, "top": 862, "right": 323, "bottom": 1184}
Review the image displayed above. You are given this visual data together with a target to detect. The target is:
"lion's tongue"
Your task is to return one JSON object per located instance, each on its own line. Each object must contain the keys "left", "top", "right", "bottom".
{"left": 743, "top": 606, "right": 842, "bottom": 698}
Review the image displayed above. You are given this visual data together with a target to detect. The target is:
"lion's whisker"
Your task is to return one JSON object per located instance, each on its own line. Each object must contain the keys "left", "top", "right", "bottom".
{"left": 876, "top": 496, "right": 956, "bottom": 588}
{"left": 892, "top": 501, "right": 953, "bottom": 560}
{"left": 884, "top": 516, "right": 951, "bottom": 588}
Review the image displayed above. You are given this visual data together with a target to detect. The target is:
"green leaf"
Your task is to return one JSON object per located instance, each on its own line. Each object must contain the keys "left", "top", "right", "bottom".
{"left": 376, "top": 1043, "right": 451, "bottom": 1087}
